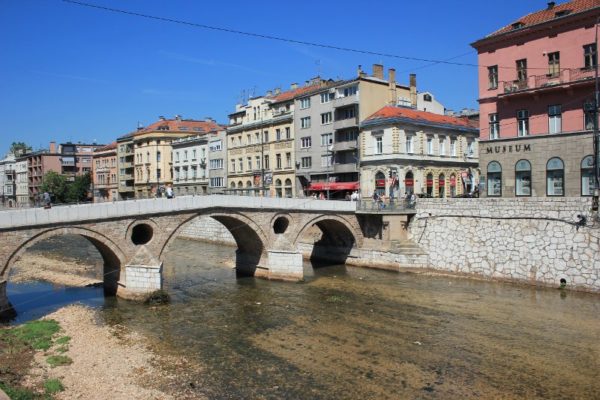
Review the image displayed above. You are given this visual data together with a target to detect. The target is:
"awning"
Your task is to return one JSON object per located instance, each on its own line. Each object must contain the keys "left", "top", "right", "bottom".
{"left": 308, "top": 181, "right": 359, "bottom": 191}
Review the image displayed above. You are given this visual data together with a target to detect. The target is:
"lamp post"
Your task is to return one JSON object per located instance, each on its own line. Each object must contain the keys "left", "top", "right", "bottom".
{"left": 593, "top": 18, "right": 600, "bottom": 215}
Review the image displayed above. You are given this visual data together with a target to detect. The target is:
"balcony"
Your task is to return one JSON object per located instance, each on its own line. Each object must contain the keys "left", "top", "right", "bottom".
{"left": 333, "top": 163, "right": 357, "bottom": 174}
{"left": 333, "top": 95, "right": 359, "bottom": 108}
{"left": 333, "top": 117, "right": 358, "bottom": 131}
{"left": 500, "top": 68, "right": 594, "bottom": 96}
{"left": 332, "top": 140, "right": 357, "bottom": 152}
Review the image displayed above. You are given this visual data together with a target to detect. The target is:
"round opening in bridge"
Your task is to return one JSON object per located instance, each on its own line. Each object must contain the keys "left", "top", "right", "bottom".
{"left": 131, "top": 223, "right": 153, "bottom": 245}
{"left": 273, "top": 217, "right": 289, "bottom": 234}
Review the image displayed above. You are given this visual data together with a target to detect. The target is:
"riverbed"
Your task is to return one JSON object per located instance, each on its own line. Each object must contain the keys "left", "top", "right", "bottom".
{"left": 6, "top": 236, "right": 600, "bottom": 399}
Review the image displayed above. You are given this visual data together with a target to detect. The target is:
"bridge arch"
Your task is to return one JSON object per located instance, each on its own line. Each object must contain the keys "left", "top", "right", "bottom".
{"left": 160, "top": 211, "right": 269, "bottom": 277}
{"left": 293, "top": 215, "right": 363, "bottom": 266}
{"left": 1, "top": 227, "right": 126, "bottom": 295}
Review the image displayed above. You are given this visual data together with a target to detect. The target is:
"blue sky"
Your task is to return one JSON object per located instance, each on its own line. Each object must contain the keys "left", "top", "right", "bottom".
{"left": 0, "top": 0, "right": 543, "bottom": 154}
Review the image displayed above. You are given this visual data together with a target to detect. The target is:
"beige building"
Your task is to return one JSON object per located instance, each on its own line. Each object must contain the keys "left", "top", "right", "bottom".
{"left": 226, "top": 82, "right": 328, "bottom": 197}
{"left": 133, "top": 116, "right": 222, "bottom": 198}
{"left": 92, "top": 142, "right": 118, "bottom": 202}
{"left": 360, "top": 106, "right": 479, "bottom": 199}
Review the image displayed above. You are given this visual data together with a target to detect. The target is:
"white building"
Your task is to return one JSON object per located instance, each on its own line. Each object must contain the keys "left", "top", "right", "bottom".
{"left": 208, "top": 130, "right": 227, "bottom": 194}
{"left": 0, "top": 153, "right": 16, "bottom": 208}
{"left": 360, "top": 106, "right": 479, "bottom": 199}
{"left": 171, "top": 135, "right": 210, "bottom": 196}
{"left": 15, "top": 159, "right": 29, "bottom": 207}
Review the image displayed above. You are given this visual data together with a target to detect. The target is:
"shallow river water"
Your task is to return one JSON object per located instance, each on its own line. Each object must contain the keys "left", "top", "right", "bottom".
{"left": 7, "top": 237, "right": 600, "bottom": 399}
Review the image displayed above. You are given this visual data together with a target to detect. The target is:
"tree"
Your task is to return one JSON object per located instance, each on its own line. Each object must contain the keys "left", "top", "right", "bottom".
{"left": 66, "top": 172, "right": 91, "bottom": 203}
{"left": 9, "top": 142, "right": 32, "bottom": 156}
{"left": 40, "top": 171, "right": 68, "bottom": 203}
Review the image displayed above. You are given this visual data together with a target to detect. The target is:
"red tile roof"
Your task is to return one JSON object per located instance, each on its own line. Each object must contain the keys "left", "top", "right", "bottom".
{"left": 272, "top": 84, "right": 326, "bottom": 103}
{"left": 95, "top": 142, "right": 117, "bottom": 152}
{"left": 364, "top": 106, "right": 476, "bottom": 129}
{"left": 135, "top": 118, "right": 223, "bottom": 136}
{"left": 488, "top": 0, "right": 600, "bottom": 37}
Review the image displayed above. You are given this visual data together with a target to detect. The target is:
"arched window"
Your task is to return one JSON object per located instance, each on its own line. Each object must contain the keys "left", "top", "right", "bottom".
{"left": 438, "top": 174, "right": 445, "bottom": 198}
{"left": 284, "top": 178, "right": 292, "bottom": 198}
{"left": 515, "top": 159, "right": 531, "bottom": 196}
{"left": 404, "top": 171, "right": 414, "bottom": 195}
{"left": 230, "top": 182, "right": 235, "bottom": 189}
{"left": 426, "top": 173, "right": 434, "bottom": 197}
{"left": 546, "top": 157, "right": 564, "bottom": 196}
{"left": 275, "top": 179, "right": 283, "bottom": 198}
{"left": 375, "top": 171, "right": 386, "bottom": 196}
{"left": 449, "top": 173, "right": 456, "bottom": 197}
{"left": 487, "top": 161, "right": 502, "bottom": 197}
{"left": 581, "top": 155, "right": 594, "bottom": 196}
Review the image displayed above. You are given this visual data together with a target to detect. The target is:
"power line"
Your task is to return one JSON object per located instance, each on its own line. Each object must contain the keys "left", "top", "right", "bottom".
{"left": 61, "top": 0, "right": 558, "bottom": 72}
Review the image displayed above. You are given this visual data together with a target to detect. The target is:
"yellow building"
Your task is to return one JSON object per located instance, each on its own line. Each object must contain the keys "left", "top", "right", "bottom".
{"left": 92, "top": 142, "right": 118, "bottom": 202}
{"left": 226, "top": 82, "right": 328, "bottom": 197}
{"left": 132, "top": 116, "right": 222, "bottom": 198}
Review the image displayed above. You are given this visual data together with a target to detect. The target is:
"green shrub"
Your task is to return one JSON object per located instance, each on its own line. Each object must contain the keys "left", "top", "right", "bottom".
{"left": 46, "top": 355, "right": 72, "bottom": 368}
{"left": 44, "top": 378, "right": 64, "bottom": 394}
{"left": 12, "top": 320, "right": 60, "bottom": 350}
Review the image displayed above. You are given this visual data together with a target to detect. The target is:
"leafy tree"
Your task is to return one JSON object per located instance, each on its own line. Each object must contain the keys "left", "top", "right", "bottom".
{"left": 9, "top": 141, "right": 32, "bottom": 156}
{"left": 66, "top": 172, "right": 91, "bottom": 203}
{"left": 40, "top": 171, "right": 68, "bottom": 203}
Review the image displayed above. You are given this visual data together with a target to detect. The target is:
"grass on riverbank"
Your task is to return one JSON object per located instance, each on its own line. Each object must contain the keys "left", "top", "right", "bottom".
{"left": 0, "top": 320, "right": 69, "bottom": 399}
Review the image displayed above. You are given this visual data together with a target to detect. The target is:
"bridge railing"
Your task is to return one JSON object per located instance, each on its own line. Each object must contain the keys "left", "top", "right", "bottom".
{"left": 356, "top": 198, "right": 415, "bottom": 212}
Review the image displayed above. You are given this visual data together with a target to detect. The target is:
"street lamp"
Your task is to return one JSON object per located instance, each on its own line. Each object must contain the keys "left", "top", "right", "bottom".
{"left": 593, "top": 18, "right": 600, "bottom": 214}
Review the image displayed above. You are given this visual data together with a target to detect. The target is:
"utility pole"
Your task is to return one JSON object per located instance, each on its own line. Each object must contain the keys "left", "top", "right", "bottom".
{"left": 594, "top": 18, "right": 600, "bottom": 216}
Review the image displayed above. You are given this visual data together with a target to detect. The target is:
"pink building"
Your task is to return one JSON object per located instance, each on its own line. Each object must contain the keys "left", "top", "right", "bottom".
{"left": 472, "top": 0, "right": 600, "bottom": 197}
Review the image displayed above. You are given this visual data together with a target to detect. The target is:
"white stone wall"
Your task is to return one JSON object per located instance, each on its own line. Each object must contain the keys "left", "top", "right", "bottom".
{"left": 267, "top": 250, "right": 303, "bottom": 280}
{"left": 178, "top": 216, "right": 236, "bottom": 245}
{"left": 409, "top": 198, "right": 600, "bottom": 292}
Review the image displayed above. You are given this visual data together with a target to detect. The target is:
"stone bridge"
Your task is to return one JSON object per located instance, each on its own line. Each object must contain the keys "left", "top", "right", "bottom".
{"left": 0, "top": 195, "right": 415, "bottom": 313}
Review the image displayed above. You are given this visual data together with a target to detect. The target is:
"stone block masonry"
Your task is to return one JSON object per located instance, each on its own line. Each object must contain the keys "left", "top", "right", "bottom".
{"left": 179, "top": 216, "right": 236, "bottom": 246}
{"left": 409, "top": 198, "right": 600, "bottom": 292}
{"left": 125, "top": 265, "right": 162, "bottom": 293}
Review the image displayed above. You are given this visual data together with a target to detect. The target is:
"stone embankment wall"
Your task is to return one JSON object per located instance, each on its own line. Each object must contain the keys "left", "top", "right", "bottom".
{"left": 408, "top": 198, "right": 600, "bottom": 292}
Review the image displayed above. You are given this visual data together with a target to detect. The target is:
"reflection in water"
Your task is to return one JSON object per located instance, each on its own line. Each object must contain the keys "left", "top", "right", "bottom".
{"left": 5, "top": 237, "right": 600, "bottom": 399}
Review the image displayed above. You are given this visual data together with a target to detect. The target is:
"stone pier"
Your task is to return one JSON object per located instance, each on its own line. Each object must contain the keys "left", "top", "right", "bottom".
{"left": 267, "top": 250, "right": 304, "bottom": 281}
{"left": 0, "top": 280, "right": 16, "bottom": 320}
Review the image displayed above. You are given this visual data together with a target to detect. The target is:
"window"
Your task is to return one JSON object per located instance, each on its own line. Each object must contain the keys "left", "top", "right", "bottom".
{"left": 584, "top": 43, "right": 597, "bottom": 69}
{"left": 375, "top": 136, "right": 383, "bottom": 154}
{"left": 264, "top": 155, "right": 269, "bottom": 169}
{"left": 276, "top": 129, "right": 281, "bottom": 141}
{"left": 439, "top": 137, "right": 446, "bottom": 155}
{"left": 427, "top": 137, "right": 433, "bottom": 155}
{"left": 321, "top": 133, "right": 333, "bottom": 146}
{"left": 183, "top": 150, "right": 188, "bottom": 161}
{"left": 246, "top": 134, "right": 251, "bottom": 145}
{"left": 584, "top": 101, "right": 596, "bottom": 130}
{"left": 230, "top": 159, "right": 236, "bottom": 173}
{"left": 157, "top": 169, "right": 161, "bottom": 179}
{"left": 581, "top": 155, "right": 595, "bottom": 196}
{"left": 192, "top": 149, "right": 196, "bottom": 160}
{"left": 546, "top": 157, "right": 564, "bottom": 196}
{"left": 300, "top": 97, "right": 311, "bottom": 109}
{"left": 286, "top": 152, "right": 291, "bottom": 168}
{"left": 238, "top": 158, "right": 243, "bottom": 172}
{"left": 423, "top": 93, "right": 432, "bottom": 102}
{"left": 517, "top": 110, "right": 529, "bottom": 137}
{"left": 548, "top": 52, "right": 560, "bottom": 77}
{"left": 209, "top": 140, "right": 222, "bottom": 152}
{"left": 301, "top": 136, "right": 312, "bottom": 148}
{"left": 301, "top": 156, "right": 312, "bottom": 168}
{"left": 276, "top": 154, "right": 282, "bottom": 169}
{"left": 488, "top": 65, "right": 498, "bottom": 89}
{"left": 450, "top": 139, "right": 456, "bottom": 156}
{"left": 301, "top": 117, "right": 311, "bottom": 129}
{"left": 489, "top": 113, "right": 499, "bottom": 139}
{"left": 320, "top": 92, "right": 334, "bottom": 103}
{"left": 210, "top": 177, "right": 224, "bottom": 187}
{"left": 548, "top": 105, "right": 562, "bottom": 134}
{"left": 467, "top": 141, "right": 474, "bottom": 156}
{"left": 321, "top": 112, "right": 332, "bottom": 125}
{"left": 487, "top": 161, "right": 502, "bottom": 197}
{"left": 285, "top": 127, "right": 291, "bottom": 139}
{"left": 406, "top": 135, "right": 413, "bottom": 154}
{"left": 516, "top": 59, "right": 527, "bottom": 82}
{"left": 255, "top": 132, "right": 260, "bottom": 143}
{"left": 256, "top": 156, "right": 261, "bottom": 170}
{"left": 515, "top": 160, "right": 532, "bottom": 196}
{"left": 338, "top": 107, "right": 356, "bottom": 120}
{"left": 209, "top": 159, "right": 223, "bottom": 169}
{"left": 263, "top": 131, "right": 269, "bottom": 143}
{"left": 247, "top": 157, "right": 252, "bottom": 170}
{"left": 321, "top": 154, "right": 332, "bottom": 167}
{"left": 342, "top": 85, "right": 357, "bottom": 97}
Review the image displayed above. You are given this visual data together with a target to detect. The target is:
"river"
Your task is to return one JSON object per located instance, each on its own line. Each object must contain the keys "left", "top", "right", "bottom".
{"left": 6, "top": 236, "right": 600, "bottom": 399}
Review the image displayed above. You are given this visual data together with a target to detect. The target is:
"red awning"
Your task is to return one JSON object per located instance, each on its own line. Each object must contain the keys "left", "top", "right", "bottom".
{"left": 308, "top": 182, "right": 359, "bottom": 191}
{"left": 375, "top": 179, "right": 386, "bottom": 187}
{"left": 439, "top": 179, "right": 445, "bottom": 186}
{"left": 427, "top": 179, "right": 433, "bottom": 186}
{"left": 404, "top": 179, "right": 414, "bottom": 186}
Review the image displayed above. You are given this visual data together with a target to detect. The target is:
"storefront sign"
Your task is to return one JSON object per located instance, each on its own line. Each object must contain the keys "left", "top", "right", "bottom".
{"left": 486, "top": 144, "right": 531, "bottom": 154}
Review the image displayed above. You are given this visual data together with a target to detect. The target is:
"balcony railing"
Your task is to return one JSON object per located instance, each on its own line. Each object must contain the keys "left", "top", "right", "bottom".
{"left": 332, "top": 140, "right": 357, "bottom": 152}
{"left": 333, "top": 117, "right": 358, "bottom": 130}
{"left": 333, "top": 95, "right": 359, "bottom": 108}
{"left": 501, "top": 68, "right": 594, "bottom": 95}
{"left": 333, "top": 163, "right": 357, "bottom": 174}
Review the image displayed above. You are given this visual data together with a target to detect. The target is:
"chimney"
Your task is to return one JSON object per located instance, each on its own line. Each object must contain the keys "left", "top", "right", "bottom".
{"left": 547, "top": 1, "right": 555, "bottom": 9}
{"left": 266, "top": 90, "right": 273, "bottom": 97}
{"left": 372, "top": 64, "right": 384, "bottom": 79}
{"left": 205, "top": 117, "right": 215, "bottom": 122}
{"left": 274, "top": 87, "right": 281, "bottom": 95}
{"left": 175, "top": 114, "right": 182, "bottom": 121}
{"left": 49, "top": 141, "right": 56, "bottom": 153}
{"left": 290, "top": 83, "right": 298, "bottom": 89}
{"left": 388, "top": 68, "right": 397, "bottom": 104}
{"left": 409, "top": 74, "right": 417, "bottom": 108}
{"left": 159, "top": 115, "right": 166, "bottom": 121}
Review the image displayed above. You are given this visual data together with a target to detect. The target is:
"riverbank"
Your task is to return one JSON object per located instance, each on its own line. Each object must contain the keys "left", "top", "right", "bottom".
{"left": 10, "top": 253, "right": 102, "bottom": 287}
{"left": 1, "top": 304, "right": 205, "bottom": 400}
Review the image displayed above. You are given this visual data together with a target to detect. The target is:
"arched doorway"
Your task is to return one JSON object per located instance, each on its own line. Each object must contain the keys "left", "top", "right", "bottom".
{"left": 374, "top": 171, "right": 386, "bottom": 197}
{"left": 438, "top": 174, "right": 446, "bottom": 198}
{"left": 404, "top": 171, "right": 414, "bottom": 195}
{"left": 426, "top": 173, "right": 434, "bottom": 197}
{"left": 450, "top": 173, "right": 457, "bottom": 197}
